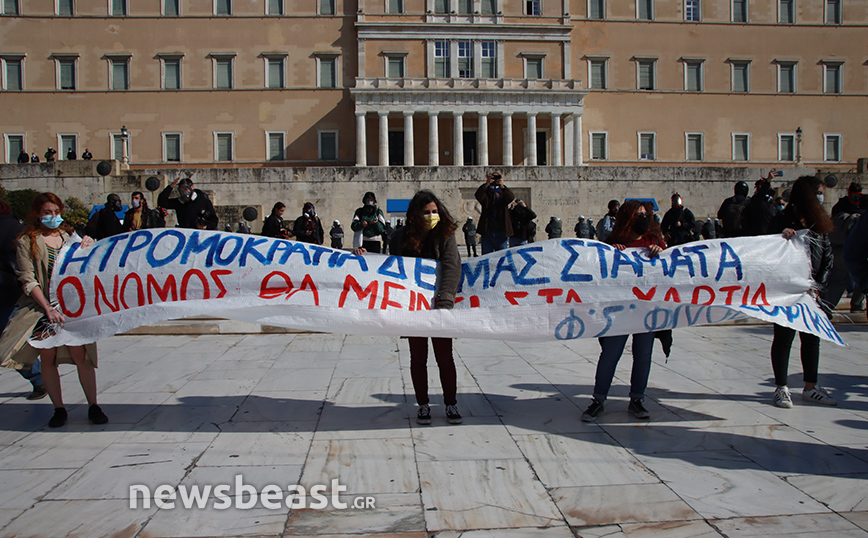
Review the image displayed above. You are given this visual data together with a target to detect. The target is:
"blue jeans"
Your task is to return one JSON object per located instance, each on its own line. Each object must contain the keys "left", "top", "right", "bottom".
{"left": 592, "top": 332, "right": 655, "bottom": 402}
{"left": 508, "top": 237, "right": 528, "bottom": 248}
{"left": 481, "top": 231, "right": 509, "bottom": 255}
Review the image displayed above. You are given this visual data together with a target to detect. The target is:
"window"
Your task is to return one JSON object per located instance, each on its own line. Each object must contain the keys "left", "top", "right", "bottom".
{"left": 639, "top": 132, "right": 655, "bottom": 160}
{"left": 434, "top": 41, "right": 449, "bottom": 78}
{"left": 637, "top": 59, "right": 655, "bottom": 90}
{"left": 267, "top": 0, "right": 283, "bottom": 14}
{"left": 731, "top": 61, "right": 749, "bottom": 92}
{"left": 525, "top": 57, "right": 543, "bottom": 79}
{"left": 110, "top": 0, "right": 127, "bottom": 16}
{"left": 684, "top": 60, "right": 702, "bottom": 91}
{"left": 732, "top": 133, "right": 749, "bottom": 161}
{"left": 215, "top": 132, "right": 233, "bottom": 161}
{"left": 214, "top": 56, "right": 234, "bottom": 89}
{"left": 112, "top": 133, "right": 124, "bottom": 160}
{"left": 434, "top": 0, "right": 448, "bottom": 13}
{"left": 215, "top": 0, "right": 231, "bottom": 15}
{"left": 388, "top": 0, "right": 402, "bottom": 13}
{"left": 319, "top": 0, "right": 335, "bottom": 15}
{"left": 162, "top": 57, "right": 181, "bottom": 89}
{"left": 57, "top": 57, "right": 77, "bottom": 90}
{"left": 266, "top": 56, "right": 285, "bottom": 88}
{"left": 685, "top": 0, "right": 700, "bottom": 21}
{"left": 823, "top": 62, "right": 842, "bottom": 94}
{"left": 458, "top": 0, "right": 471, "bottom": 14}
{"left": 637, "top": 0, "right": 653, "bottom": 20}
{"left": 481, "top": 42, "right": 496, "bottom": 78}
{"left": 5, "top": 134, "right": 24, "bottom": 163}
{"left": 779, "top": 0, "right": 793, "bottom": 23}
{"left": 319, "top": 131, "right": 337, "bottom": 160}
{"left": 3, "top": 0, "right": 20, "bottom": 14}
{"left": 590, "top": 132, "right": 607, "bottom": 160}
{"left": 163, "top": 132, "right": 181, "bottom": 162}
{"left": 164, "top": 0, "right": 179, "bottom": 15}
{"left": 732, "top": 0, "right": 746, "bottom": 22}
{"left": 110, "top": 57, "right": 129, "bottom": 90}
{"left": 589, "top": 59, "right": 607, "bottom": 89}
{"left": 825, "top": 0, "right": 840, "bottom": 24}
{"left": 777, "top": 62, "right": 795, "bottom": 93}
{"left": 387, "top": 56, "right": 404, "bottom": 78}
{"left": 824, "top": 134, "right": 841, "bottom": 162}
{"left": 589, "top": 0, "right": 604, "bottom": 19}
{"left": 58, "top": 0, "right": 73, "bottom": 15}
{"left": 778, "top": 134, "right": 795, "bottom": 161}
{"left": 526, "top": 0, "right": 540, "bottom": 15}
{"left": 2, "top": 57, "right": 23, "bottom": 91}
{"left": 481, "top": 0, "right": 495, "bottom": 14}
{"left": 59, "top": 134, "right": 77, "bottom": 160}
{"left": 267, "top": 132, "right": 285, "bottom": 160}
{"left": 686, "top": 133, "right": 703, "bottom": 161}
{"left": 458, "top": 41, "right": 472, "bottom": 78}
{"left": 317, "top": 56, "right": 337, "bottom": 88}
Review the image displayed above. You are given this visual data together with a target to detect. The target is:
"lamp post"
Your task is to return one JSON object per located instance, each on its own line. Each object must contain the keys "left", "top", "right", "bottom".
{"left": 795, "top": 126, "right": 802, "bottom": 165}
{"left": 120, "top": 125, "right": 130, "bottom": 169}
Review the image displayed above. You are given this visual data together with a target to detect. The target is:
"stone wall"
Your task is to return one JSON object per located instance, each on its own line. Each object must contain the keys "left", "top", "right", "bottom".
{"left": 0, "top": 161, "right": 860, "bottom": 235}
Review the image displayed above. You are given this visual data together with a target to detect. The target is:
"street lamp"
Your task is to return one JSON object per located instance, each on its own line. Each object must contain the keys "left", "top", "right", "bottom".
{"left": 795, "top": 126, "right": 802, "bottom": 165}
{"left": 120, "top": 125, "right": 130, "bottom": 169}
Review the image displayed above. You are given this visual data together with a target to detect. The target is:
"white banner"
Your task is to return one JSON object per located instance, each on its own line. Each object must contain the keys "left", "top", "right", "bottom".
{"left": 31, "top": 229, "right": 843, "bottom": 348}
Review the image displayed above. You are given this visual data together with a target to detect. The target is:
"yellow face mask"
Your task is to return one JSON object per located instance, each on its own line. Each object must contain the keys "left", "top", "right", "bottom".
{"left": 423, "top": 214, "right": 440, "bottom": 231}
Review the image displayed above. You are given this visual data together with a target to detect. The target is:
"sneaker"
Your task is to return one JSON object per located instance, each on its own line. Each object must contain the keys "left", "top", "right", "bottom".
{"left": 445, "top": 404, "right": 463, "bottom": 424}
{"left": 26, "top": 385, "right": 47, "bottom": 400}
{"left": 802, "top": 386, "right": 837, "bottom": 406}
{"left": 581, "top": 399, "right": 604, "bottom": 422}
{"left": 774, "top": 386, "right": 794, "bottom": 408}
{"left": 88, "top": 404, "right": 109, "bottom": 425}
{"left": 628, "top": 398, "right": 650, "bottom": 420}
{"left": 416, "top": 405, "right": 431, "bottom": 425}
{"left": 48, "top": 407, "right": 67, "bottom": 428}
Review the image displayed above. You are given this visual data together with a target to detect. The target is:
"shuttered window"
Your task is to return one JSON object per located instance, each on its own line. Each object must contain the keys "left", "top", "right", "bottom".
{"left": 216, "top": 133, "right": 233, "bottom": 161}
{"left": 590, "top": 60, "right": 606, "bottom": 89}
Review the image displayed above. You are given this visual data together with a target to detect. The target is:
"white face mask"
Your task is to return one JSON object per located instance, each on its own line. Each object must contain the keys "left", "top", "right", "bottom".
{"left": 816, "top": 194, "right": 824, "bottom": 204}
{"left": 132, "top": 199, "right": 141, "bottom": 209}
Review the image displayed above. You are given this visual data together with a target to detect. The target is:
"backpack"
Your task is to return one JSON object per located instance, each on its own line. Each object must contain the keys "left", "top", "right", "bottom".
{"left": 721, "top": 196, "right": 749, "bottom": 237}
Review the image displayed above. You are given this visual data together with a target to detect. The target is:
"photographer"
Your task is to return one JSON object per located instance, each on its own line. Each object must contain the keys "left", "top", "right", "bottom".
{"left": 475, "top": 172, "right": 514, "bottom": 254}
{"left": 158, "top": 176, "right": 218, "bottom": 230}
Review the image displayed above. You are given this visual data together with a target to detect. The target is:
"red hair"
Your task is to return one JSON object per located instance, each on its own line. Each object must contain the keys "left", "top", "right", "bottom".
{"left": 19, "top": 192, "right": 71, "bottom": 261}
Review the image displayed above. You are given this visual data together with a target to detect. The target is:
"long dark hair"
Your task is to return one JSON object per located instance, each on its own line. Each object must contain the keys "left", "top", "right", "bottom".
{"left": 19, "top": 192, "right": 71, "bottom": 261}
{"left": 607, "top": 200, "right": 663, "bottom": 245}
{"left": 788, "top": 176, "right": 833, "bottom": 234}
{"left": 402, "top": 190, "right": 458, "bottom": 253}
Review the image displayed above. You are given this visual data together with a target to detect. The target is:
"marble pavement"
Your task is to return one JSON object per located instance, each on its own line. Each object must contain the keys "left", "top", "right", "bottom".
{"left": 0, "top": 323, "right": 866, "bottom": 538}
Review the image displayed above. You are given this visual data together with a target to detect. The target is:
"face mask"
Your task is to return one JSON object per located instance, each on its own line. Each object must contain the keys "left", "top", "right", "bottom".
{"left": 817, "top": 194, "right": 825, "bottom": 204}
{"left": 41, "top": 215, "right": 63, "bottom": 229}
{"left": 305, "top": 207, "right": 316, "bottom": 218}
{"left": 364, "top": 200, "right": 375, "bottom": 207}
{"left": 131, "top": 199, "right": 141, "bottom": 209}
{"left": 423, "top": 214, "right": 440, "bottom": 231}
{"left": 178, "top": 188, "right": 193, "bottom": 203}
{"left": 631, "top": 215, "right": 649, "bottom": 235}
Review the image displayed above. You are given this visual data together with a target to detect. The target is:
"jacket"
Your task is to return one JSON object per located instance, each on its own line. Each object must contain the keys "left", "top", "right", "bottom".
{"left": 158, "top": 187, "right": 218, "bottom": 230}
{"left": 769, "top": 207, "right": 834, "bottom": 292}
{"left": 475, "top": 184, "right": 515, "bottom": 237}
{"left": 509, "top": 205, "right": 537, "bottom": 242}
{"left": 389, "top": 226, "right": 460, "bottom": 309}
{"left": 84, "top": 207, "right": 124, "bottom": 240}
{"left": 843, "top": 211, "right": 868, "bottom": 294}
{"left": 293, "top": 215, "right": 324, "bottom": 245}
{"left": 123, "top": 206, "right": 165, "bottom": 232}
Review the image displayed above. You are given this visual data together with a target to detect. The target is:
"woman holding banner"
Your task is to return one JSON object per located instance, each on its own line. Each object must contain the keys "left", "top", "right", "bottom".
{"left": 0, "top": 193, "right": 105, "bottom": 428}
{"left": 582, "top": 200, "right": 666, "bottom": 422}
{"left": 768, "top": 176, "right": 836, "bottom": 408}
{"left": 354, "top": 190, "right": 463, "bottom": 425}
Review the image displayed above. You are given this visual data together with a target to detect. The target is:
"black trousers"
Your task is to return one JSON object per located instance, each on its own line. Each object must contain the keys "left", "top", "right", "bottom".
{"left": 771, "top": 323, "right": 819, "bottom": 386}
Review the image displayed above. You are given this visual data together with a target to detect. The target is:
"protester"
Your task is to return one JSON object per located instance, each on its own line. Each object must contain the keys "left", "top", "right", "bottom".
{"left": 44, "top": 147, "right": 56, "bottom": 162}
{"left": 742, "top": 172, "right": 779, "bottom": 236}
{"left": 351, "top": 192, "right": 386, "bottom": 253}
{"left": 84, "top": 193, "right": 124, "bottom": 240}
{"left": 582, "top": 200, "right": 666, "bottom": 422}
{"left": 574, "top": 216, "right": 595, "bottom": 240}
{"left": 262, "top": 202, "right": 291, "bottom": 239}
{"left": 717, "top": 180, "right": 750, "bottom": 237}
{"left": 475, "top": 172, "right": 514, "bottom": 254}
{"left": 355, "top": 190, "right": 462, "bottom": 425}
{"left": 382, "top": 221, "right": 393, "bottom": 254}
{"left": 825, "top": 196, "right": 865, "bottom": 313}
{"left": 545, "top": 216, "right": 562, "bottom": 239}
{"left": 66, "top": 147, "right": 76, "bottom": 160}
{"left": 462, "top": 217, "right": 477, "bottom": 257}
{"left": 293, "top": 202, "right": 324, "bottom": 245}
{"left": 508, "top": 199, "right": 536, "bottom": 247}
{"left": 0, "top": 193, "right": 104, "bottom": 427}
{"left": 596, "top": 200, "right": 619, "bottom": 242}
{"left": 81, "top": 148, "right": 93, "bottom": 160}
{"left": 330, "top": 220, "right": 344, "bottom": 249}
{"left": 701, "top": 218, "right": 716, "bottom": 239}
{"left": 661, "top": 193, "right": 696, "bottom": 246}
{"left": 158, "top": 176, "right": 218, "bottom": 230}
{"left": 17, "top": 149, "right": 29, "bottom": 164}
{"left": 768, "top": 176, "right": 836, "bottom": 408}
{"left": 122, "top": 191, "right": 164, "bottom": 232}
{"left": 844, "top": 209, "right": 868, "bottom": 308}
{"left": 526, "top": 217, "right": 537, "bottom": 243}
{"left": 832, "top": 182, "right": 862, "bottom": 218}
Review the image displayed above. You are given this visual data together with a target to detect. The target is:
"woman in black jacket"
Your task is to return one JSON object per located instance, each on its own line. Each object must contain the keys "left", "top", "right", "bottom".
{"left": 768, "top": 176, "right": 836, "bottom": 408}
{"left": 262, "top": 202, "right": 291, "bottom": 239}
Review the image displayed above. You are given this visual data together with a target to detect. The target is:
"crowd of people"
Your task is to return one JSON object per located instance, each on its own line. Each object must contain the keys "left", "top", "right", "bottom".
{"left": 16, "top": 146, "right": 93, "bottom": 164}
{"left": 1, "top": 170, "right": 866, "bottom": 428}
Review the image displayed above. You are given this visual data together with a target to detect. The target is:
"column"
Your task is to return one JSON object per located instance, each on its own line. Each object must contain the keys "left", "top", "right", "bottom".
{"left": 551, "top": 113, "right": 562, "bottom": 166}
{"left": 378, "top": 112, "right": 389, "bottom": 166}
{"left": 502, "top": 112, "right": 513, "bottom": 166}
{"left": 355, "top": 112, "right": 367, "bottom": 166}
{"left": 527, "top": 113, "right": 537, "bottom": 166}
{"left": 573, "top": 113, "right": 583, "bottom": 166}
{"left": 564, "top": 115, "right": 574, "bottom": 166}
{"left": 478, "top": 112, "right": 489, "bottom": 166}
{"left": 428, "top": 112, "right": 439, "bottom": 166}
{"left": 403, "top": 112, "right": 415, "bottom": 166}
{"left": 453, "top": 112, "right": 464, "bottom": 166}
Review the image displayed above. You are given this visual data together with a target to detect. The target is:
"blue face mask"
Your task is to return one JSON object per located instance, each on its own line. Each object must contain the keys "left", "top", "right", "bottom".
{"left": 41, "top": 215, "right": 63, "bottom": 229}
